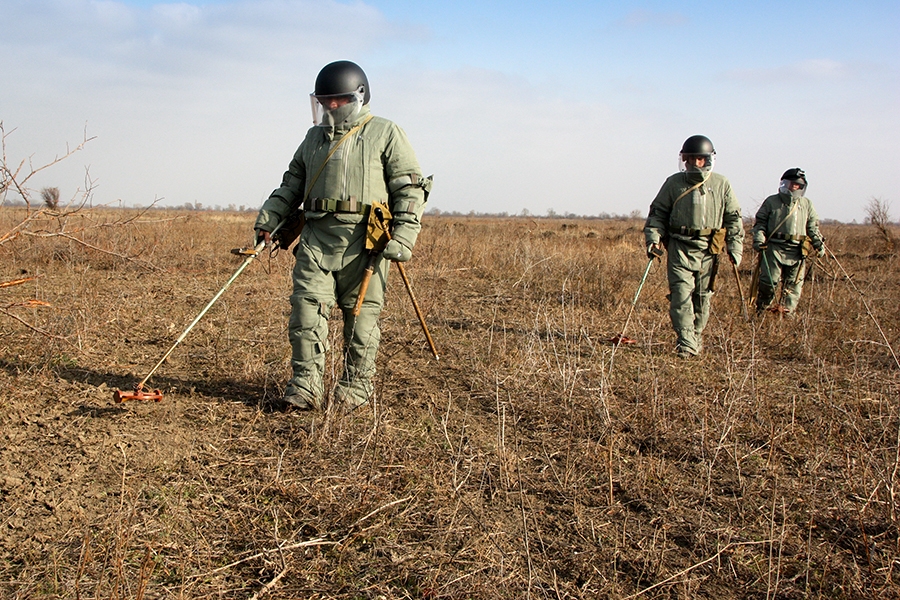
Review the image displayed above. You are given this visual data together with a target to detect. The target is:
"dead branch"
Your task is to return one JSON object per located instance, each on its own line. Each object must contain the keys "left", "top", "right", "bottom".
{"left": 0, "top": 124, "right": 168, "bottom": 280}
{"left": 0, "top": 276, "right": 38, "bottom": 289}
{"left": 0, "top": 306, "right": 70, "bottom": 344}
{"left": 0, "top": 207, "right": 49, "bottom": 246}
{"left": 247, "top": 565, "right": 289, "bottom": 600}
{"left": 22, "top": 230, "right": 161, "bottom": 271}
{"left": 1, "top": 120, "right": 96, "bottom": 211}
{"left": 624, "top": 540, "right": 772, "bottom": 599}
{"left": 191, "top": 538, "right": 335, "bottom": 578}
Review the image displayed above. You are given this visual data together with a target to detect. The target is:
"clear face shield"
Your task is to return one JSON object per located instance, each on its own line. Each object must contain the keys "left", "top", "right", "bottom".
{"left": 778, "top": 179, "right": 807, "bottom": 198}
{"left": 678, "top": 153, "right": 715, "bottom": 181}
{"left": 309, "top": 87, "right": 365, "bottom": 127}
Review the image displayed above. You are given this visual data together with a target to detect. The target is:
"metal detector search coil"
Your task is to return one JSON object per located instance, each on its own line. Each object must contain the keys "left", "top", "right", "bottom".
{"left": 114, "top": 383, "right": 163, "bottom": 403}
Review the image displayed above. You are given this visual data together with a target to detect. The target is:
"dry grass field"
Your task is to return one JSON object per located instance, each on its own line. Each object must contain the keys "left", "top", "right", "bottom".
{"left": 1, "top": 206, "right": 899, "bottom": 599}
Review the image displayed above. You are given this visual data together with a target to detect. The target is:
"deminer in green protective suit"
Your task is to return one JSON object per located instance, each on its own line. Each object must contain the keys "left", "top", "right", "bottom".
{"left": 254, "top": 61, "right": 429, "bottom": 411}
{"left": 751, "top": 168, "right": 825, "bottom": 316}
{"left": 644, "top": 135, "right": 744, "bottom": 358}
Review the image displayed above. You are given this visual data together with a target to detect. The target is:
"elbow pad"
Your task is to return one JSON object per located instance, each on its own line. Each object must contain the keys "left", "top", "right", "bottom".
{"left": 388, "top": 174, "right": 432, "bottom": 215}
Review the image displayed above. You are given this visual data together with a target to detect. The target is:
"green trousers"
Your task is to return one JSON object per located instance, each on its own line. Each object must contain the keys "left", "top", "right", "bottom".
{"left": 757, "top": 250, "right": 805, "bottom": 313}
{"left": 288, "top": 242, "right": 389, "bottom": 407}
{"left": 666, "top": 239, "right": 715, "bottom": 355}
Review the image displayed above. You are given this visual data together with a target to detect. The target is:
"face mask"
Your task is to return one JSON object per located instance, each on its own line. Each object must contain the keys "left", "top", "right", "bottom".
{"left": 779, "top": 179, "right": 806, "bottom": 198}
{"left": 310, "top": 88, "right": 365, "bottom": 127}
{"left": 679, "top": 154, "right": 715, "bottom": 178}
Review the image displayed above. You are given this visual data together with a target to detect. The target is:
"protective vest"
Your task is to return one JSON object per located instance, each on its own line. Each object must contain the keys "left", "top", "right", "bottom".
{"left": 255, "top": 106, "right": 426, "bottom": 271}
{"left": 644, "top": 171, "right": 743, "bottom": 259}
{"left": 752, "top": 193, "right": 823, "bottom": 248}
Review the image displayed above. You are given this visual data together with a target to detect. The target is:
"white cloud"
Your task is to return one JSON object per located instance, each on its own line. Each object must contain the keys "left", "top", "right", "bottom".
{"left": 1, "top": 1, "right": 897, "bottom": 223}
{"left": 615, "top": 9, "right": 688, "bottom": 29}
{"left": 152, "top": 2, "right": 202, "bottom": 26}
{"left": 723, "top": 59, "right": 860, "bottom": 85}
{"left": 0, "top": 0, "right": 402, "bottom": 209}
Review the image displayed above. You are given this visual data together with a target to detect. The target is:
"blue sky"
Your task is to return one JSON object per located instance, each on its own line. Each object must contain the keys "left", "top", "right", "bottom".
{"left": 2, "top": 0, "right": 898, "bottom": 222}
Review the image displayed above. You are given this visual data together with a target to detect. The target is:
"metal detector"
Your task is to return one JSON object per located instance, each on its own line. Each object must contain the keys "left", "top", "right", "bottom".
{"left": 113, "top": 221, "right": 285, "bottom": 402}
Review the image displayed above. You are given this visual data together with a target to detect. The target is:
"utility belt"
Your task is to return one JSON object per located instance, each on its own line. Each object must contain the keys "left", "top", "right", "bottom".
{"left": 668, "top": 226, "right": 718, "bottom": 238}
{"left": 303, "top": 197, "right": 369, "bottom": 215}
{"left": 770, "top": 232, "right": 805, "bottom": 242}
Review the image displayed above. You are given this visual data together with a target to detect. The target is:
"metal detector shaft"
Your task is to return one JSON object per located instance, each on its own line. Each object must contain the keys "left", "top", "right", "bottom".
{"left": 133, "top": 236, "right": 268, "bottom": 392}
{"left": 129, "top": 212, "right": 291, "bottom": 395}
{"left": 373, "top": 208, "right": 439, "bottom": 360}
{"left": 615, "top": 257, "right": 654, "bottom": 346}
{"left": 352, "top": 252, "right": 378, "bottom": 317}
{"left": 748, "top": 250, "right": 761, "bottom": 309}
{"left": 730, "top": 259, "right": 750, "bottom": 322}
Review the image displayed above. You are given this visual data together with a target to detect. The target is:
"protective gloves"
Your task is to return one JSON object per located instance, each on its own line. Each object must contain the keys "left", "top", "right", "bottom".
{"left": 384, "top": 239, "right": 412, "bottom": 262}
{"left": 646, "top": 243, "right": 663, "bottom": 259}
{"left": 816, "top": 246, "right": 826, "bottom": 258}
{"left": 752, "top": 239, "right": 767, "bottom": 252}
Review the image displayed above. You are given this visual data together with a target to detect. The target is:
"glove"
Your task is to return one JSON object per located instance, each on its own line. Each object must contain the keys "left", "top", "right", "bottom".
{"left": 384, "top": 239, "right": 412, "bottom": 262}
{"left": 728, "top": 251, "right": 741, "bottom": 268}
{"left": 752, "top": 239, "right": 767, "bottom": 252}
{"left": 646, "top": 243, "right": 663, "bottom": 259}
{"left": 816, "top": 247, "right": 826, "bottom": 258}
{"left": 255, "top": 229, "right": 271, "bottom": 245}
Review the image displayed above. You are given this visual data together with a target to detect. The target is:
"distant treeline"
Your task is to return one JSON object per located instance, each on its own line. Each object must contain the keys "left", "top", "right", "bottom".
{"left": 0, "top": 197, "right": 874, "bottom": 224}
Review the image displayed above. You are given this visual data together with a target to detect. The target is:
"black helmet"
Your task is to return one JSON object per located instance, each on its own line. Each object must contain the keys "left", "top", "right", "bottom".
{"left": 314, "top": 60, "right": 370, "bottom": 105}
{"left": 681, "top": 135, "right": 715, "bottom": 157}
{"left": 781, "top": 168, "right": 807, "bottom": 188}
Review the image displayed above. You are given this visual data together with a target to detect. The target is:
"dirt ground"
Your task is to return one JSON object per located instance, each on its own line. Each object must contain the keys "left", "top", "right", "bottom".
{"left": 1, "top": 209, "right": 899, "bottom": 598}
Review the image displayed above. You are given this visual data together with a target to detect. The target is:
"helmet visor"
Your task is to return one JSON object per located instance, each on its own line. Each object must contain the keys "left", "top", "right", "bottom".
{"left": 678, "top": 152, "right": 715, "bottom": 174}
{"left": 779, "top": 178, "right": 807, "bottom": 197}
{"left": 309, "top": 88, "right": 365, "bottom": 126}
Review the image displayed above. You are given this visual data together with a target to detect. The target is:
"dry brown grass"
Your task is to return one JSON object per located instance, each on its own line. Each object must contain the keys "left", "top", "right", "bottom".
{"left": 1, "top": 208, "right": 899, "bottom": 599}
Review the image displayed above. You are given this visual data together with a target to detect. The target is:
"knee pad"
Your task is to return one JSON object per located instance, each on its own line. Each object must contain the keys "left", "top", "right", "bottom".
{"left": 289, "top": 296, "right": 329, "bottom": 359}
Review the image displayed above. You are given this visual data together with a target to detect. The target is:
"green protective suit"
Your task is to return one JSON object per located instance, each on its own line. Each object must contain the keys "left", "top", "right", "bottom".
{"left": 644, "top": 171, "right": 744, "bottom": 355}
{"left": 752, "top": 192, "right": 823, "bottom": 313}
{"left": 254, "top": 105, "right": 426, "bottom": 407}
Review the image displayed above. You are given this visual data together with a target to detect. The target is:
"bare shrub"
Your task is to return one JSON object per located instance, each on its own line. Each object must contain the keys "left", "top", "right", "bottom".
{"left": 865, "top": 196, "right": 896, "bottom": 251}
{"left": 41, "top": 186, "right": 60, "bottom": 210}
{"left": 1, "top": 121, "right": 162, "bottom": 340}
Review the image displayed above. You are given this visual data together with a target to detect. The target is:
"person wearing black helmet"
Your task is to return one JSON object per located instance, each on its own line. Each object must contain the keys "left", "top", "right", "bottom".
{"left": 751, "top": 168, "right": 824, "bottom": 315}
{"left": 644, "top": 135, "right": 744, "bottom": 358}
{"left": 254, "top": 60, "right": 430, "bottom": 411}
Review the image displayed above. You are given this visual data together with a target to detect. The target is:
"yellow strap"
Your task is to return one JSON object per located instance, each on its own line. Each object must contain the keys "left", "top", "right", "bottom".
{"left": 664, "top": 181, "right": 705, "bottom": 238}
{"left": 672, "top": 180, "right": 704, "bottom": 210}
{"left": 302, "top": 114, "right": 375, "bottom": 207}
{"left": 769, "top": 198, "right": 803, "bottom": 238}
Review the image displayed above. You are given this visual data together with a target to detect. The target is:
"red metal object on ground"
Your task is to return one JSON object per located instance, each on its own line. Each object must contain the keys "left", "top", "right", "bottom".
{"left": 114, "top": 383, "right": 163, "bottom": 403}
{"left": 608, "top": 333, "right": 638, "bottom": 345}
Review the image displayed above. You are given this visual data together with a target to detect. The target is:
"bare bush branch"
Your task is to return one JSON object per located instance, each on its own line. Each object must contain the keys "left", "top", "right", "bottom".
{"left": 41, "top": 187, "right": 60, "bottom": 210}
{"left": 1, "top": 120, "right": 96, "bottom": 211}
{"left": 865, "top": 197, "right": 896, "bottom": 251}
{"left": 0, "top": 121, "right": 162, "bottom": 344}
{"left": 0, "top": 276, "right": 38, "bottom": 289}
